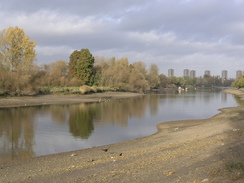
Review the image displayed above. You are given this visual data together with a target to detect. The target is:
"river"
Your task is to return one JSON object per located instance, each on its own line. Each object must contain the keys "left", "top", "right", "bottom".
{"left": 0, "top": 88, "right": 241, "bottom": 162}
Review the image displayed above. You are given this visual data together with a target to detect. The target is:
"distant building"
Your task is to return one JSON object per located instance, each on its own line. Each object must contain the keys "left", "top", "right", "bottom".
{"left": 236, "top": 70, "right": 243, "bottom": 78}
{"left": 190, "top": 70, "right": 196, "bottom": 78}
{"left": 222, "top": 70, "right": 228, "bottom": 80}
{"left": 204, "top": 70, "right": 211, "bottom": 76}
{"left": 168, "top": 69, "right": 174, "bottom": 77}
{"left": 183, "top": 69, "right": 190, "bottom": 77}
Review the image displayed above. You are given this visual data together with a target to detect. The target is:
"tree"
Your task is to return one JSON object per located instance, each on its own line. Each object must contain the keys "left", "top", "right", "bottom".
{"left": 68, "top": 50, "right": 80, "bottom": 78}
{"left": 158, "top": 74, "right": 169, "bottom": 88}
{"left": 133, "top": 61, "right": 148, "bottom": 79}
{"left": 170, "top": 76, "right": 185, "bottom": 87}
{"left": 69, "top": 49, "right": 95, "bottom": 85}
{"left": 0, "top": 63, "right": 7, "bottom": 91}
{"left": 147, "top": 64, "right": 159, "bottom": 88}
{"left": 129, "top": 66, "right": 149, "bottom": 92}
{"left": 93, "top": 56, "right": 110, "bottom": 86}
{"left": 0, "top": 26, "right": 36, "bottom": 74}
{"left": 99, "top": 57, "right": 130, "bottom": 89}
{"left": 232, "top": 77, "right": 244, "bottom": 89}
{"left": 0, "top": 27, "right": 37, "bottom": 95}
{"left": 48, "top": 60, "right": 68, "bottom": 86}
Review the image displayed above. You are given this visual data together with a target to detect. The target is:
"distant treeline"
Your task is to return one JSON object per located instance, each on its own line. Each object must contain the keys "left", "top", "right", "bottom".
{"left": 0, "top": 27, "right": 235, "bottom": 96}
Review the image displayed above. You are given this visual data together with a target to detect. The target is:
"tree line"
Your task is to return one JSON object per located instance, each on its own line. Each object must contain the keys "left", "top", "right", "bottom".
{"left": 0, "top": 27, "right": 235, "bottom": 96}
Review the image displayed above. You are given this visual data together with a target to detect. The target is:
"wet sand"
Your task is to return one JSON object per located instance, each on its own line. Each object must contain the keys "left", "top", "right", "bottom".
{"left": 0, "top": 89, "right": 243, "bottom": 182}
{"left": 0, "top": 92, "right": 142, "bottom": 108}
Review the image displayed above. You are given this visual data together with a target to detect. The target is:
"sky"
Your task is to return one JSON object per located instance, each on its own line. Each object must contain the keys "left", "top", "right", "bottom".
{"left": 1, "top": 0, "right": 244, "bottom": 78}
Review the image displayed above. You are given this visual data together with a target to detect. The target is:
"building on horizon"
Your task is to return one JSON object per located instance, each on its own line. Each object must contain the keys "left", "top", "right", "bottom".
{"left": 183, "top": 69, "right": 190, "bottom": 77}
{"left": 168, "top": 69, "right": 174, "bottom": 77}
{"left": 204, "top": 70, "right": 211, "bottom": 76}
{"left": 190, "top": 70, "right": 196, "bottom": 78}
{"left": 222, "top": 70, "right": 228, "bottom": 80}
{"left": 236, "top": 70, "right": 243, "bottom": 78}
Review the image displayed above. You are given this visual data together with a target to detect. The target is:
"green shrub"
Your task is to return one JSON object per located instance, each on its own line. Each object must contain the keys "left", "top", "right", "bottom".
{"left": 37, "top": 86, "right": 116, "bottom": 95}
{"left": 232, "top": 77, "right": 244, "bottom": 89}
{"left": 38, "top": 87, "right": 51, "bottom": 94}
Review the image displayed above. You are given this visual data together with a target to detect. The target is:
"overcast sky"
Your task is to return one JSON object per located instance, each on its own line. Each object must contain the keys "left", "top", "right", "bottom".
{"left": 1, "top": 0, "right": 244, "bottom": 78}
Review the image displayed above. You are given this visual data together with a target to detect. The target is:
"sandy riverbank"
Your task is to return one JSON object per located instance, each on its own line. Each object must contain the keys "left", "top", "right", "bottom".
{"left": 0, "top": 92, "right": 142, "bottom": 108}
{"left": 0, "top": 89, "right": 243, "bottom": 182}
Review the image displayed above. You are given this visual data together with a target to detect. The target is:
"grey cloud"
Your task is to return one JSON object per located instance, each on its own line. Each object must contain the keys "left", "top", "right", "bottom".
{"left": 1, "top": 0, "right": 149, "bottom": 17}
{"left": 118, "top": 0, "right": 244, "bottom": 42}
{"left": 0, "top": 0, "right": 244, "bottom": 78}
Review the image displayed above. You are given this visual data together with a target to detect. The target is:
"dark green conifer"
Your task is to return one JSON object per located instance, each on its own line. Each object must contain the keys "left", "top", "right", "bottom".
{"left": 69, "top": 49, "right": 94, "bottom": 85}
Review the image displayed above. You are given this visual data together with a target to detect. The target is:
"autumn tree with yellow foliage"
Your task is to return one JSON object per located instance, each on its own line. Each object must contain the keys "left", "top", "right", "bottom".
{"left": 0, "top": 26, "right": 36, "bottom": 73}
{"left": 0, "top": 27, "right": 37, "bottom": 95}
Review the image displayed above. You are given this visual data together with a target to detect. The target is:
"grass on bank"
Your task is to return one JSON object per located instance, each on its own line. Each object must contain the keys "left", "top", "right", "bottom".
{"left": 0, "top": 84, "right": 136, "bottom": 97}
{"left": 38, "top": 86, "right": 116, "bottom": 95}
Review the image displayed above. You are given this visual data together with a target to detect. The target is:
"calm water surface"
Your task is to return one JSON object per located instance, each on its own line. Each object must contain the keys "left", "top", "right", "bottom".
{"left": 0, "top": 88, "right": 241, "bottom": 162}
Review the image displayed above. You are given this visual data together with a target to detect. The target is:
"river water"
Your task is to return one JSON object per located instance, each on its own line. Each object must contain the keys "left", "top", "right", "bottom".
{"left": 0, "top": 88, "right": 241, "bottom": 162}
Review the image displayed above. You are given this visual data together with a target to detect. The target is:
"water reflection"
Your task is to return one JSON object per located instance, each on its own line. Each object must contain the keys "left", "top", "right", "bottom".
{"left": 0, "top": 89, "right": 241, "bottom": 162}
{"left": 69, "top": 104, "right": 94, "bottom": 139}
{"left": 0, "top": 107, "right": 35, "bottom": 161}
{"left": 149, "top": 95, "right": 160, "bottom": 116}
{"left": 233, "top": 95, "right": 243, "bottom": 106}
{"left": 93, "top": 96, "right": 149, "bottom": 126}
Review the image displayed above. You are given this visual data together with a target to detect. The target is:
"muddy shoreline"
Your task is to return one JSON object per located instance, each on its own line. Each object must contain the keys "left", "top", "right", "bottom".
{"left": 0, "top": 92, "right": 142, "bottom": 108}
{"left": 0, "top": 89, "right": 243, "bottom": 182}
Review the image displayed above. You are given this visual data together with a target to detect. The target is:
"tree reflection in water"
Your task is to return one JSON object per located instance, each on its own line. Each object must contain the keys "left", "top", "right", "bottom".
{"left": 68, "top": 104, "right": 94, "bottom": 139}
{"left": 0, "top": 107, "right": 36, "bottom": 162}
{"left": 0, "top": 95, "right": 159, "bottom": 162}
